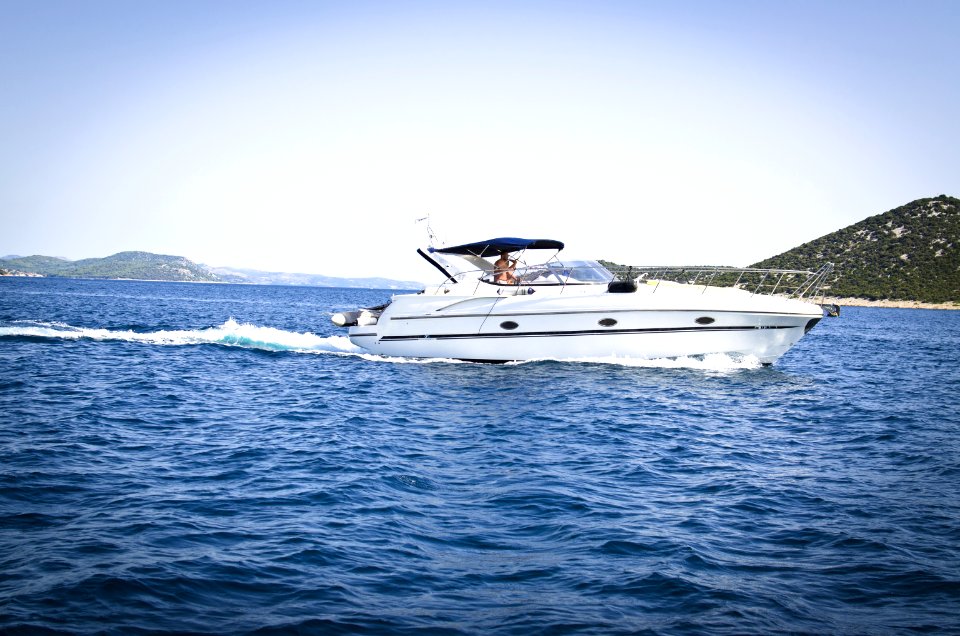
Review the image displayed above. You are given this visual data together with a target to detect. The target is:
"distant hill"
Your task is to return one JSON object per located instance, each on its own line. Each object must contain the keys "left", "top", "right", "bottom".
{"left": 1, "top": 255, "right": 76, "bottom": 275}
{"left": 0, "top": 251, "right": 423, "bottom": 289}
{"left": 208, "top": 266, "right": 423, "bottom": 290}
{"left": 751, "top": 195, "right": 959, "bottom": 303}
{"left": 0, "top": 251, "right": 219, "bottom": 282}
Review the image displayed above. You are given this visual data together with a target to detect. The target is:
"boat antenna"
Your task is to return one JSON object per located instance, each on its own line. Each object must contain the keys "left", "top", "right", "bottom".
{"left": 415, "top": 215, "right": 441, "bottom": 247}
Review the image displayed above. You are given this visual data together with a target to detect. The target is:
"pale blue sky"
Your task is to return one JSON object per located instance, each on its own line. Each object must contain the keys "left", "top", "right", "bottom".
{"left": 2, "top": 0, "right": 958, "bottom": 281}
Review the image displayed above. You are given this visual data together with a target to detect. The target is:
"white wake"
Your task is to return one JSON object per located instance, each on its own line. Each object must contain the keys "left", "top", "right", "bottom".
{"left": 509, "top": 352, "right": 764, "bottom": 370}
{"left": 1, "top": 321, "right": 764, "bottom": 369}
{"left": 0, "top": 319, "right": 362, "bottom": 355}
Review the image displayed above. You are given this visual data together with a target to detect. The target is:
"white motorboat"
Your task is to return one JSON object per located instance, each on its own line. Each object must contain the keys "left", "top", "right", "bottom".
{"left": 332, "top": 238, "right": 833, "bottom": 365}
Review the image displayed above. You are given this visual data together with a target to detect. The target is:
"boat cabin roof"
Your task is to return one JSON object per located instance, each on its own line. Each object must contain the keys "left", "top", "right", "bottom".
{"left": 429, "top": 237, "right": 564, "bottom": 257}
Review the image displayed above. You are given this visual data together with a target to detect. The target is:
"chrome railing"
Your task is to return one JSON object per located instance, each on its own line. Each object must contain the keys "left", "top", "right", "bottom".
{"left": 607, "top": 263, "right": 834, "bottom": 299}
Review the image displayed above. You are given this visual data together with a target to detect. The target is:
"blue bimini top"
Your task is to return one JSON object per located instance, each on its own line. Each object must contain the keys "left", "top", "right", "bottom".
{"left": 429, "top": 237, "right": 564, "bottom": 258}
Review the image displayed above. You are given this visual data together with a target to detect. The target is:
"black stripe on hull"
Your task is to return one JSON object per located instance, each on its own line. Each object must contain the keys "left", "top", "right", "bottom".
{"left": 378, "top": 324, "right": 796, "bottom": 342}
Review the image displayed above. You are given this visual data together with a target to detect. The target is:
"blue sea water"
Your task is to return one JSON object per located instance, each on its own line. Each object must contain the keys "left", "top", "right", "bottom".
{"left": 1, "top": 277, "right": 959, "bottom": 635}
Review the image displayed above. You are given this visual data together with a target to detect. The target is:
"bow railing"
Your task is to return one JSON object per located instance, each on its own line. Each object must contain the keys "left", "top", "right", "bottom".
{"left": 607, "top": 263, "right": 834, "bottom": 299}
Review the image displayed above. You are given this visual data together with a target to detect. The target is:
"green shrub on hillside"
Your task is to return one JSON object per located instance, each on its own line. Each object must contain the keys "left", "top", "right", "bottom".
{"left": 751, "top": 196, "right": 959, "bottom": 303}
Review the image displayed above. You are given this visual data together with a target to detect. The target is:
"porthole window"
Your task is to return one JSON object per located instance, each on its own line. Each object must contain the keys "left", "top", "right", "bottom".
{"left": 598, "top": 318, "right": 618, "bottom": 327}
{"left": 695, "top": 316, "right": 715, "bottom": 325}
{"left": 500, "top": 321, "right": 519, "bottom": 330}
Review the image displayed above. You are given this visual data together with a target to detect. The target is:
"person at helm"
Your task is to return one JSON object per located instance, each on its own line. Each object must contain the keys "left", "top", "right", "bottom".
{"left": 494, "top": 251, "right": 518, "bottom": 284}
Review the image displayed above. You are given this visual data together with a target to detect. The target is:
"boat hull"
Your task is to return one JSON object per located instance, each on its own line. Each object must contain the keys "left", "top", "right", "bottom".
{"left": 347, "top": 291, "right": 823, "bottom": 364}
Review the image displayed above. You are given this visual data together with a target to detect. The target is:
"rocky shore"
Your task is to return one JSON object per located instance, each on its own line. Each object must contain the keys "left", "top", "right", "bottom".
{"left": 823, "top": 297, "right": 959, "bottom": 310}
{"left": 0, "top": 270, "right": 43, "bottom": 277}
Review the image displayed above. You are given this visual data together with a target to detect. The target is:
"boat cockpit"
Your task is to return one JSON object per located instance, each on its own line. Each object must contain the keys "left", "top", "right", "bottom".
{"left": 421, "top": 237, "right": 614, "bottom": 289}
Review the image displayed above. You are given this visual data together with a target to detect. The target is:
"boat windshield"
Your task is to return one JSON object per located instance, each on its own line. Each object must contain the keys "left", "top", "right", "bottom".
{"left": 517, "top": 260, "right": 615, "bottom": 285}
{"left": 421, "top": 247, "right": 615, "bottom": 286}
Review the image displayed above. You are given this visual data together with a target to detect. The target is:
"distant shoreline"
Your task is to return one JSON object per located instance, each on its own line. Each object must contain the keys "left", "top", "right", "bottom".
{"left": 822, "top": 297, "right": 959, "bottom": 310}
{"left": 0, "top": 273, "right": 420, "bottom": 290}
